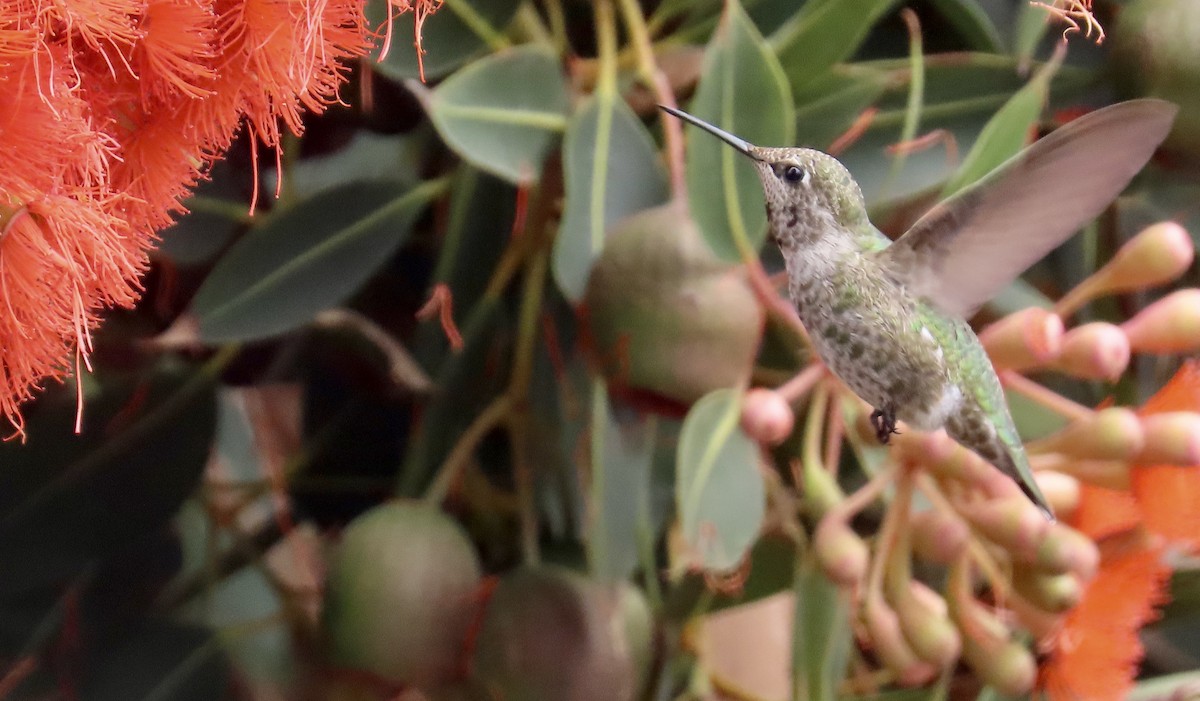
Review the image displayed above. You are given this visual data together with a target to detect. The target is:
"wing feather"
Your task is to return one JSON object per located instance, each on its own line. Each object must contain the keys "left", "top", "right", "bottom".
{"left": 882, "top": 99, "right": 1177, "bottom": 317}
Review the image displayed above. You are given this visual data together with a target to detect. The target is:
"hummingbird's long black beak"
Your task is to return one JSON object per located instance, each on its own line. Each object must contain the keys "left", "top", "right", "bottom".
{"left": 659, "top": 105, "right": 758, "bottom": 159}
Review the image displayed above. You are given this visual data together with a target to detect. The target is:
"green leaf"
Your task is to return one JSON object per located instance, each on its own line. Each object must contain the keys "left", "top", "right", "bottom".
{"left": 927, "top": 0, "right": 1004, "bottom": 53}
{"left": 792, "top": 555, "right": 852, "bottom": 701}
{"left": 1129, "top": 670, "right": 1200, "bottom": 701}
{"left": 676, "top": 388, "right": 765, "bottom": 571}
{"left": 554, "top": 95, "right": 669, "bottom": 302}
{"left": 771, "top": 0, "right": 900, "bottom": 98}
{"left": 686, "top": 0, "right": 793, "bottom": 261}
{"left": 661, "top": 534, "right": 799, "bottom": 619}
{"left": 369, "top": 0, "right": 520, "bottom": 82}
{"left": 284, "top": 131, "right": 425, "bottom": 198}
{"left": 855, "top": 53, "right": 1091, "bottom": 123}
{"left": 588, "top": 383, "right": 656, "bottom": 581}
{"left": 794, "top": 71, "right": 889, "bottom": 149}
{"left": 0, "top": 366, "right": 217, "bottom": 597}
{"left": 940, "top": 48, "right": 1062, "bottom": 197}
{"left": 192, "top": 179, "right": 443, "bottom": 343}
{"left": 418, "top": 45, "right": 569, "bottom": 184}
{"left": 1013, "top": 2, "right": 1051, "bottom": 67}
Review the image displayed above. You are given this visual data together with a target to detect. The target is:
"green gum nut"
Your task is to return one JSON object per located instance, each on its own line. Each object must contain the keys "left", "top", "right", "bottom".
{"left": 583, "top": 201, "right": 764, "bottom": 411}
{"left": 322, "top": 501, "right": 483, "bottom": 691}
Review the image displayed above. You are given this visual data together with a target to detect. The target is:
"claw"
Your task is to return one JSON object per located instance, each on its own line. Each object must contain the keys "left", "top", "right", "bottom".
{"left": 869, "top": 406, "right": 899, "bottom": 445}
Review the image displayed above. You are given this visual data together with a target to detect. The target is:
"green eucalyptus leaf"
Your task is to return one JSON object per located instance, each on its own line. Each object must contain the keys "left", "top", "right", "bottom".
{"left": 928, "top": 0, "right": 1004, "bottom": 52}
{"left": 370, "top": 0, "right": 520, "bottom": 82}
{"left": 793, "top": 556, "right": 852, "bottom": 701}
{"left": 858, "top": 53, "right": 1090, "bottom": 122}
{"left": 284, "top": 131, "right": 424, "bottom": 198}
{"left": 1013, "top": 2, "right": 1052, "bottom": 66}
{"left": 193, "top": 179, "right": 442, "bottom": 343}
{"left": 794, "top": 71, "right": 889, "bottom": 149}
{"left": 676, "top": 388, "right": 765, "bottom": 571}
{"left": 686, "top": 0, "right": 793, "bottom": 261}
{"left": 418, "top": 45, "right": 569, "bottom": 184}
{"left": 940, "top": 49, "right": 1061, "bottom": 197}
{"left": 555, "top": 95, "right": 669, "bottom": 302}
{"left": 1129, "top": 671, "right": 1200, "bottom": 701}
{"left": 588, "top": 383, "right": 656, "bottom": 581}
{"left": 661, "top": 534, "right": 798, "bottom": 619}
{"left": 771, "top": 0, "right": 899, "bottom": 98}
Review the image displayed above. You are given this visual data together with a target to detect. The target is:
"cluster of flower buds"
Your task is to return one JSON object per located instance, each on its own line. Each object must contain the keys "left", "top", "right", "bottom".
{"left": 803, "top": 423, "right": 1106, "bottom": 694}
{"left": 982, "top": 221, "right": 1198, "bottom": 377}
{"left": 738, "top": 221, "right": 1200, "bottom": 696}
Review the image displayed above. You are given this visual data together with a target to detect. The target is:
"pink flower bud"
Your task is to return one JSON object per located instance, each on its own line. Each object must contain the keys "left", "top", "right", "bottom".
{"left": 740, "top": 388, "right": 795, "bottom": 446}
{"left": 891, "top": 581, "right": 961, "bottom": 667}
{"left": 1051, "top": 322, "right": 1131, "bottom": 381}
{"left": 1136, "top": 412, "right": 1200, "bottom": 466}
{"left": 1008, "top": 593, "right": 1065, "bottom": 641}
{"left": 1035, "top": 470, "right": 1081, "bottom": 516}
{"left": 1122, "top": 290, "right": 1200, "bottom": 354}
{"left": 902, "top": 432, "right": 1022, "bottom": 500}
{"left": 981, "top": 308, "right": 1064, "bottom": 370}
{"left": 1012, "top": 565, "right": 1083, "bottom": 613}
{"left": 1027, "top": 407, "right": 1145, "bottom": 461}
{"left": 911, "top": 509, "right": 970, "bottom": 564}
{"left": 1032, "top": 523, "right": 1100, "bottom": 580}
{"left": 1032, "top": 455, "right": 1131, "bottom": 491}
{"left": 1057, "top": 222, "right": 1194, "bottom": 317}
{"left": 813, "top": 515, "right": 869, "bottom": 587}
{"left": 963, "top": 496, "right": 1052, "bottom": 558}
{"left": 949, "top": 591, "right": 1036, "bottom": 697}
{"left": 861, "top": 593, "right": 937, "bottom": 686}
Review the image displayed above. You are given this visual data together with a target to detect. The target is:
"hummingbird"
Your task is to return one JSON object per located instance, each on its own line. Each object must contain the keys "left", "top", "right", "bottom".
{"left": 661, "top": 99, "right": 1177, "bottom": 518}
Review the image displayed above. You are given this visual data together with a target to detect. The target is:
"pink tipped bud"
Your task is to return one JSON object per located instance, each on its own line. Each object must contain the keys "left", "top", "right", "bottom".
{"left": 1136, "top": 412, "right": 1200, "bottom": 466}
{"left": 1057, "top": 222, "right": 1195, "bottom": 317}
{"left": 1012, "top": 566, "right": 1083, "bottom": 614}
{"left": 1027, "top": 407, "right": 1145, "bottom": 461}
{"left": 981, "top": 308, "right": 1064, "bottom": 370}
{"left": 1051, "top": 322, "right": 1131, "bottom": 381}
{"left": 861, "top": 593, "right": 937, "bottom": 686}
{"left": 813, "top": 515, "right": 869, "bottom": 587}
{"left": 1107, "top": 222, "right": 1194, "bottom": 288}
{"left": 1032, "top": 524, "right": 1100, "bottom": 580}
{"left": 911, "top": 509, "right": 970, "bottom": 564}
{"left": 1035, "top": 471, "right": 1081, "bottom": 516}
{"left": 1008, "top": 593, "right": 1065, "bottom": 641}
{"left": 903, "top": 432, "right": 1022, "bottom": 500}
{"left": 972, "top": 640, "right": 1038, "bottom": 697}
{"left": 1032, "top": 454, "right": 1131, "bottom": 490}
{"left": 1122, "top": 290, "right": 1200, "bottom": 354}
{"left": 949, "top": 590, "right": 1036, "bottom": 697}
{"left": 963, "top": 496, "right": 1052, "bottom": 558}
{"left": 892, "top": 581, "right": 961, "bottom": 668}
{"left": 741, "top": 388, "right": 795, "bottom": 446}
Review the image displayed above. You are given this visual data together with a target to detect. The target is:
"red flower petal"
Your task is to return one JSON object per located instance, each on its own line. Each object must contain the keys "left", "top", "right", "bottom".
{"left": 1039, "top": 542, "right": 1171, "bottom": 701}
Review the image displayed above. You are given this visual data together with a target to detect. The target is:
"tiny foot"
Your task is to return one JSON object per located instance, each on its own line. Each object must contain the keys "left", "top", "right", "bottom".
{"left": 869, "top": 407, "right": 899, "bottom": 445}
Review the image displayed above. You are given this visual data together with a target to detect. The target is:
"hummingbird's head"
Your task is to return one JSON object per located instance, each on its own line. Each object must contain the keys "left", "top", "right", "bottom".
{"left": 660, "top": 106, "right": 868, "bottom": 250}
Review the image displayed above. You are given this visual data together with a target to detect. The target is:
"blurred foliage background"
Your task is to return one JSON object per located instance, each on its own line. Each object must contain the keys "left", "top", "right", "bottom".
{"left": 5, "top": 0, "right": 1200, "bottom": 699}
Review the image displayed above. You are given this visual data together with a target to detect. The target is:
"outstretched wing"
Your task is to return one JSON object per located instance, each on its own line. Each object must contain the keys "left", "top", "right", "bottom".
{"left": 880, "top": 99, "right": 1177, "bottom": 318}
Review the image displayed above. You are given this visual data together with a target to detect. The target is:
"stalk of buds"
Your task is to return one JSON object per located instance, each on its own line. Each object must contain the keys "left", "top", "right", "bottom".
{"left": 728, "top": 220, "right": 1199, "bottom": 696}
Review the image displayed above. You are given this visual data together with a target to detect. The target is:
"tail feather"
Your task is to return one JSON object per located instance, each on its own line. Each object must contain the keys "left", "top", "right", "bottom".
{"left": 990, "top": 445, "right": 1055, "bottom": 522}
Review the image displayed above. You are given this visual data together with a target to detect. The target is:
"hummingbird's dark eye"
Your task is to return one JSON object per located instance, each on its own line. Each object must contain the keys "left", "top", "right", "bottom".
{"left": 783, "top": 165, "right": 806, "bottom": 184}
